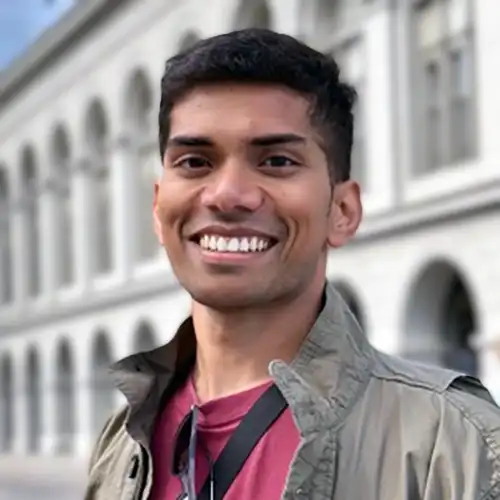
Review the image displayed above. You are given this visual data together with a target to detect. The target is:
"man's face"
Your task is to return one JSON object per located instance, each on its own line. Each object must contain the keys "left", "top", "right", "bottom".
{"left": 154, "top": 83, "right": 361, "bottom": 309}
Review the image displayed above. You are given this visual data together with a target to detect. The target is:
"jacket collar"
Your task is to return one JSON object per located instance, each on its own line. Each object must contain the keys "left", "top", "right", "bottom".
{"left": 109, "top": 282, "right": 374, "bottom": 445}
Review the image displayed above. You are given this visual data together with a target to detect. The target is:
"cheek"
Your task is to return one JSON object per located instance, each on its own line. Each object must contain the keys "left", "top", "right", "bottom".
{"left": 155, "top": 193, "right": 184, "bottom": 242}
{"left": 157, "top": 178, "right": 192, "bottom": 224}
{"left": 275, "top": 190, "right": 331, "bottom": 248}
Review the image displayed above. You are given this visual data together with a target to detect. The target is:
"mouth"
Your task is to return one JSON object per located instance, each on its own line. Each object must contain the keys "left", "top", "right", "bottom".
{"left": 190, "top": 234, "right": 279, "bottom": 254}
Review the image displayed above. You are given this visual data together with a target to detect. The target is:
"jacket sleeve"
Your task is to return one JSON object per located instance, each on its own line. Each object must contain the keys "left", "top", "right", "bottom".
{"left": 423, "top": 378, "right": 500, "bottom": 500}
{"left": 87, "top": 413, "right": 114, "bottom": 474}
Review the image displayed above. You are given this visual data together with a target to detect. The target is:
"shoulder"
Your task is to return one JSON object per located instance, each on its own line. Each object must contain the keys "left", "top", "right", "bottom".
{"left": 84, "top": 406, "right": 141, "bottom": 499}
{"left": 366, "top": 351, "right": 500, "bottom": 496}
{"left": 370, "top": 349, "right": 500, "bottom": 427}
{"left": 444, "top": 377, "right": 500, "bottom": 466}
{"left": 88, "top": 405, "right": 130, "bottom": 473}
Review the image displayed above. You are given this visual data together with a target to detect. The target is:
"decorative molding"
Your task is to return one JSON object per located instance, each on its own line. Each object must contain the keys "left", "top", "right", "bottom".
{"left": 0, "top": 270, "right": 180, "bottom": 336}
{"left": 353, "top": 177, "right": 500, "bottom": 246}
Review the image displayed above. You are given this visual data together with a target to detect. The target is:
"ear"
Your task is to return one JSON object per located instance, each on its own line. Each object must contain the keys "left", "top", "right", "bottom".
{"left": 327, "top": 180, "right": 363, "bottom": 248}
{"left": 153, "top": 182, "right": 164, "bottom": 246}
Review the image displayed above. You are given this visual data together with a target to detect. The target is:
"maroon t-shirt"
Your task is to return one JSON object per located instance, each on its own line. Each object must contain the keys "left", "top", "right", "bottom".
{"left": 149, "top": 375, "right": 300, "bottom": 499}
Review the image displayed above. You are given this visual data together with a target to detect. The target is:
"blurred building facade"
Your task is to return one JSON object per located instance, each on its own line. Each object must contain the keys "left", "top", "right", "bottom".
{"left": 0, "top": 0, "right": 499, "bottom": 459}
{"left": 0, "top": 0, "right": 76, "bottom": 69}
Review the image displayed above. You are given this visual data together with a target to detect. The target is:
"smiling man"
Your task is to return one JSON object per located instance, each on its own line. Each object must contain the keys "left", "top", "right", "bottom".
{"left": 84, "top": 29, "right": 500, "bottom": 500}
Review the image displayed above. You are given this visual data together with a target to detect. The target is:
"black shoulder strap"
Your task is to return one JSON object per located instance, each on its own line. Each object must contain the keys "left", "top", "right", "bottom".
{"left": 197, "top": 383, "right": 288, "bottom": 500}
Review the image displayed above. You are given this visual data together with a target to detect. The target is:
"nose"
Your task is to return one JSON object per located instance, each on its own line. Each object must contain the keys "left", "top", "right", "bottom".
{"left": 200, "top": 163, "right": 264, "bottom": 214}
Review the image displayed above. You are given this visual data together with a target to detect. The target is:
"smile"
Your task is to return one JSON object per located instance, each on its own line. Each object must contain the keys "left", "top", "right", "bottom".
{"left": 198, "top": 235, "right": 275, "bottom": 253}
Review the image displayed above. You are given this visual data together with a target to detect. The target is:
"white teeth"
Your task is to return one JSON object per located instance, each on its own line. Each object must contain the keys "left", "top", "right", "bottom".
{"left": 198, "top": 235, "right": 273, "bottom": 253}
{"left": 216, "top": 237, "right": 227, "bottom": 252}
{"left": 240, "top": 238, "right": 249, "bottom": 252}
{"left": 227, "top": 238, "right": 239, "bottom": 252}
{"left": 209, "top": 236, "right": 217, "bottom": 251}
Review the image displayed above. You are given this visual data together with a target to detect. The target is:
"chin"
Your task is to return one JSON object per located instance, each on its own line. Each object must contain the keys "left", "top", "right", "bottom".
{"left": 183, "top": 279, "right": 277, "bottom": 311}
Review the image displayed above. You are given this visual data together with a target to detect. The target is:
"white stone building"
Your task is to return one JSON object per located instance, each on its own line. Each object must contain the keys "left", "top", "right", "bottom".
{"left": 0, "top": 0, "right": 499, "bottom": 459}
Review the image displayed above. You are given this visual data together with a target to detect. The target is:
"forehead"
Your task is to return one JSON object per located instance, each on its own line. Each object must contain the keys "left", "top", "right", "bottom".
{"left": 169, "top": 83, "right": 314, "bottom": 139}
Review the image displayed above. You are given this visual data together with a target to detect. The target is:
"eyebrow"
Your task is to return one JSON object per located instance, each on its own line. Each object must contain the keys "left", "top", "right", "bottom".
{"left": 250, "top": 133, "right": 307, "bottom": 147}
{"left": 166, "top": 133, "right": 307, "bottom": 149}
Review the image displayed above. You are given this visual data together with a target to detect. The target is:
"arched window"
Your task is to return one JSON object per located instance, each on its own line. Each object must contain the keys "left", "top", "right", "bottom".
{"left": 332, "top": 280, "right": 365, "bottom": 331}
{"left": 234, "top": 0, "right": 272, "bottom": 29}
{"left": 20, "top": 145, "right": 41, "bottom": 297}
{"left": 403, "top": 259, "right": 478, "bottom": 376}
{"left": 124, "top": 69, "right": 158, "bottom": 262}
{"left": 26, "top": 346, "right": 42, "bottom": 453}
{"left": 90, "top": 331, "right": 115, "bottom": 437}
{"left": 441, "top": 273, "right": 478, "bottom": 374}
{"left": 0, "top": 166, "right": 13, "bottom": 304}
{"left": 133, "top": 321, "right": 158, "bottom": 353}
{"left": 85, "top": 99, "right": 112, "bottom": 275}
{"left": 55, "top": 339, "right": 75, "bottom": 453}
{"left": 178, "top": 32, "right": 201, "bottom": 53}
{"left": 0, "top": 354, "right": 14, "bottom": 451}
{"left": 50, "top": 124, "right": 74, "bottom": 286}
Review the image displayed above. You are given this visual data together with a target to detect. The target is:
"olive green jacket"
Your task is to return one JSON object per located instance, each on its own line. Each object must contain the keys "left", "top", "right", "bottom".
{"left": 84, "top": 283, "right": 500, "bottom": 499}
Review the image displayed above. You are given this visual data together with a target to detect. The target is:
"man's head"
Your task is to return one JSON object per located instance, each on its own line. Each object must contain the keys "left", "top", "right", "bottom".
{"left": 154, "top": 29, "right": 362, "bottom": 310}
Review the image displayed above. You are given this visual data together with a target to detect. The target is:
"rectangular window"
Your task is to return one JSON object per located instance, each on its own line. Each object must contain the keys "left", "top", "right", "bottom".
{"left": 424, "top": 60, "right": 443, "bottom": 170}
{"left": 449, "top": 42, "right": 474, "bottom": 161}
{"left": 413, "top": 0, "right": 475, "bottom": 174}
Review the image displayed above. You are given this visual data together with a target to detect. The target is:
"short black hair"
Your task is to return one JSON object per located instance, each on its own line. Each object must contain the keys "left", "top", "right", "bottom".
{"left": 158, "top": 28, "right": 357, "bottom": 182}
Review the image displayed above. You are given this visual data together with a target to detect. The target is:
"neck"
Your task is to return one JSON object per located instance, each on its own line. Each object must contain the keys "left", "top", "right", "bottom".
{"left": 191, "top": 277, "right": 325, "bottom": 403}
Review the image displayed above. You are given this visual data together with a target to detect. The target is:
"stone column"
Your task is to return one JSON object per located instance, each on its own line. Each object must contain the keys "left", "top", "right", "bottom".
{"left": 12, "top": 350, "right": 27, "bottom": 454}
{"left": 270, "top": 0, "right": 302, "bottom": 36}
{"left": 40, "top": 348, "right": 57, "bottom": 455}
{"left": 74, "top": 347, "right": 93, "bottom": 459}
{"left": 109, "top": 134, "right": 137, "bottom": 282}
{"left": 394, "top": 0, "right": 417, "bottom": 198}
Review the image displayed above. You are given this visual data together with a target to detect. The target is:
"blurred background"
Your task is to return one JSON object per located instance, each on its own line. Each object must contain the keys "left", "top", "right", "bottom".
{"left": 0, "top": 0, "right": 499, "bottom": 498}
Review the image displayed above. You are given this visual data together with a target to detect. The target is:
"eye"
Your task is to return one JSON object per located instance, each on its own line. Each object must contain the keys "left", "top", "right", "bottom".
{"left": 260, "top": 156, "right": 299, "bottom": 168}
{"left": 174, "top": 156, "right": 211, "bottom": 169}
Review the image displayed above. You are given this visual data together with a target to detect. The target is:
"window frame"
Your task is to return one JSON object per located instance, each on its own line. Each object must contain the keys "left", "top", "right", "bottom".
{"left": 412, "top": 0, "right": 476, "bottom": 175}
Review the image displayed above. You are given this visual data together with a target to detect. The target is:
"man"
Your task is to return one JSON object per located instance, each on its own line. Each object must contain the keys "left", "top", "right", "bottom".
{"left": 84, "top": 29, "right": 500, "bottom": 500}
